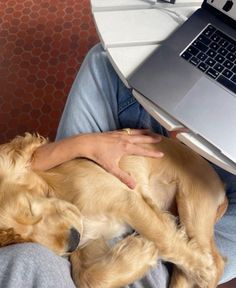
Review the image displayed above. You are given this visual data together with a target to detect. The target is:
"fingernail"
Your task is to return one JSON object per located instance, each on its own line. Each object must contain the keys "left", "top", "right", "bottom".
{"left": 128, "top": 180, "right": 136, "bottom": 189}
{"left": 155, "top": 136, "right": 162, "bottom": 141}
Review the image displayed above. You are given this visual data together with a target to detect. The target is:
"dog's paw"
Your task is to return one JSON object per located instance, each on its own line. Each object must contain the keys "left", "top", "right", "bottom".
{"left": 187, "top": 252, "right": 216, "bottom": 288}
{"left": 115, "top": 235, "right": 158, "bottom": 268}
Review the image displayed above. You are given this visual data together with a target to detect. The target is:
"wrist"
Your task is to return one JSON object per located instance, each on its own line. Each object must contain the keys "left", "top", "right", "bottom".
{"left": 73, "top": 134, "right": 96, "bottom": 160}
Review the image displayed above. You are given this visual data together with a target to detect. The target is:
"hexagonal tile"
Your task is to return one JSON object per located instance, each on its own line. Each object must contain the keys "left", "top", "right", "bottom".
{"left": 0, "top": 0, "right": 99, "bottom": 143}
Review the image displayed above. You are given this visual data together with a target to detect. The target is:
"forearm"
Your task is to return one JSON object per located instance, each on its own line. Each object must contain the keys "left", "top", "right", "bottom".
{"left": 31, "top": 134, "right": 91, "bottom": 171}
{"left": 31, "top": 129, "right": 163, "bottom": 189}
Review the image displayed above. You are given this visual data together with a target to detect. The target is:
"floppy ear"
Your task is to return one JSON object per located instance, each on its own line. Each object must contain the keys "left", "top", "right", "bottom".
{"left": 11, "top": 133, "right": 48, "bottom": 155}
{"left": 0, "top": 228, "right": 25, "bottom": 247}
{"left": 8, "top": 133, "right": 48, "bottom": 164}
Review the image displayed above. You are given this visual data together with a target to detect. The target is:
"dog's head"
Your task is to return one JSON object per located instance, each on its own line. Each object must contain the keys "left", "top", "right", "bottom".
{"left": 0, "top": 133, "right": 83, "bottom": 255}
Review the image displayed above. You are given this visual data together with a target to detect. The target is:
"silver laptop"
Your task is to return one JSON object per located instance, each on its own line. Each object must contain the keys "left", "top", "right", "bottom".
{"left": 128, "top": 0, "right": 236, "bottom": 163}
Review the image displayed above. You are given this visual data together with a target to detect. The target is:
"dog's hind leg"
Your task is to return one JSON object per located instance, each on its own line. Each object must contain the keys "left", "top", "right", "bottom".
{"left": 70, "top": 235, "right": 158, "bottom": 288}
{"left": 174, "top": 190, "right": 227, "bottom": 288}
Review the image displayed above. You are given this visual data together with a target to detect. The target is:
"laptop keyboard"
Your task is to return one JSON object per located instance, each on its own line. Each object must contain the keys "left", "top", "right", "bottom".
{"left": 181, "top": 24, "right": 236, "bottom": 94}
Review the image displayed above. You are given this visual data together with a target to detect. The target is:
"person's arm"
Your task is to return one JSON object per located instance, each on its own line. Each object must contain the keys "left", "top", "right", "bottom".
{"left": 32, "top": 129, "right": 163, "bottom": 189}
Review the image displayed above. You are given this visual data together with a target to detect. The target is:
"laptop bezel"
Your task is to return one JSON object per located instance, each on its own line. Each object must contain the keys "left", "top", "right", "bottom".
{"left": 202, "top": 0, "right": 236, "bottom": 29}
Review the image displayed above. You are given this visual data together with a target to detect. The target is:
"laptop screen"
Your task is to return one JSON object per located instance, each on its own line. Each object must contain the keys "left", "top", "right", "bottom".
{"left": 206, "top": 0, "right": 236, "bottom": 21}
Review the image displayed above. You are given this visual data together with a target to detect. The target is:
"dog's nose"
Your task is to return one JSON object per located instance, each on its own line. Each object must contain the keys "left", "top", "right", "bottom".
{"left": 67, "top": 227, "right": 80, "bottom": 253}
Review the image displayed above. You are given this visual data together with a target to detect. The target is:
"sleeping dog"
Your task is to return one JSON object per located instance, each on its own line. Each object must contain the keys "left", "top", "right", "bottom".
{"left": 0, "top": 133, "right": 227, "bottom": 288}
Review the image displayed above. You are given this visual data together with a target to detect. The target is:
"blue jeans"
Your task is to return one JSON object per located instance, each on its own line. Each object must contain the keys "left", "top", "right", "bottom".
{"left": 57, "top": 44, "right": 236, "bottom": 285}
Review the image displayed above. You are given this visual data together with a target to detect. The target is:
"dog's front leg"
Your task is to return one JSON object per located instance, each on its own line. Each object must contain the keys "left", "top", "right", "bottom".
{"left": 169, "top": 266, "right": 194, "bottom": 288}
{"left": 119, "top": 193, "right": 214, "bottom": 288}
{"left": 173, "top": 191, "right": 227, "bottom": 288}
{"left": 70, "top": 235, "right": 158, "bottom": 288}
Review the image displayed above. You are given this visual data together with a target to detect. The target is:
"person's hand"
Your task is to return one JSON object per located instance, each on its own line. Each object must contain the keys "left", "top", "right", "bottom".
{"left": 32, "top": 129, "right": 163, "bottom": 189}
{"left": 80, "top": 129, "right": 163, "bottom": 189}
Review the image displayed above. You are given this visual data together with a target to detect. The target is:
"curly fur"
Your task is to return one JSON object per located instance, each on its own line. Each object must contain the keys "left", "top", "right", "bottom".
{"left": 0, "top": 133, "right": 228, "bottom": 288}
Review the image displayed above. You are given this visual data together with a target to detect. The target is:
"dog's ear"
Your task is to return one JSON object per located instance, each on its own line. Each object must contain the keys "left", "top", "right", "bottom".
{"left": 0, "top": 133, "right": 48, "bottom": 181}
{"left": 0, "top": 228, "right": 26, "bottom": 247}
{"left": 8, "top": 133, "right": 48, "bottom": 164}
{"left": 10, "top": 133, "right": 48, "bottom": 155}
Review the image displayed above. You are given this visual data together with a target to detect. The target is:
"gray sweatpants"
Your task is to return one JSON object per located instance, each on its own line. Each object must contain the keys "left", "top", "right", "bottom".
{"left": 0, "top": 243, "right": 168, "bottom": 288}
{"left": 0, "top": 243, "right": 76, "bottom": 288}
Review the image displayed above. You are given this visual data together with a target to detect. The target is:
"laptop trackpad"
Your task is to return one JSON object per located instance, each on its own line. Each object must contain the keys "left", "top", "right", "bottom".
{"left": 174, "top": 76, "right": 236, "bottom": 159}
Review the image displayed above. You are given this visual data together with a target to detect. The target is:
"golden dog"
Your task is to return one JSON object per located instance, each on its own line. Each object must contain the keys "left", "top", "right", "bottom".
{"left": 0, "top": 133, "right": 228, "bottom": 288}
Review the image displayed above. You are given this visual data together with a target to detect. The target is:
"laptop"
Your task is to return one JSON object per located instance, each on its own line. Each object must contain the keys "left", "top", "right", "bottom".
{"left": 128, "top": 0, "right": 236, "bottom": 163}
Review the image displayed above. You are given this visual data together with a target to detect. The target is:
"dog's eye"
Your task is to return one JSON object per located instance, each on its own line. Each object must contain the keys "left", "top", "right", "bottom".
{"left": 14, "top": 196, "right": 42, "bottom": 225}
{"left": 15, "top": 211, "right": 42, "bottom": 225}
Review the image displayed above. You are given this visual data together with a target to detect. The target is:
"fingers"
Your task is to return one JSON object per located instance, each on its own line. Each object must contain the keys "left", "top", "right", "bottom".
{"left": 110, "top": 166, "right": 136, "bottom": 189}
{"left": 126, "top": 134, "right": 162, "bottom": 144}
{"left": 113, "top": 129, "right": 164, "bottom": 158}
{"left": 110, "top": 144, "right": 163, "bottom": 188}
{"left": 121, "top": 128, "right": 154, "bottom": 136}
{"left": 101, "top": 160, "right": 136, "bottom": 189}
{"left": 119, "top": 129, "right": 162, "bottom": 144}
{"left": 89, "top": 129, "right": 164, "bottom": 189}
{"left": 123, "top": 143, "right": 164, "bottom": 158}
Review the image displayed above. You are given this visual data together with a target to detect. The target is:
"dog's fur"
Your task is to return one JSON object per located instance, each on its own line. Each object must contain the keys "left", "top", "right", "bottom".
{"left": 0, "top": 133, "right": 228, "bottom": 288}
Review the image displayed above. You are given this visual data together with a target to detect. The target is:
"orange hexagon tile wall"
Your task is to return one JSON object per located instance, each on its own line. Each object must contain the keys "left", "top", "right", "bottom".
{"left": 0, "top": 0, "right": 99, "bottom": 143}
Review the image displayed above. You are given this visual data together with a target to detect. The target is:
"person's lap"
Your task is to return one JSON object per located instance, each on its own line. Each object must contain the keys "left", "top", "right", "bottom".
{"left": 213, "top": 165, "right": 236, "bottom": 283}
{"left": 57, "top": 43, "right": 236, "bottom": 285}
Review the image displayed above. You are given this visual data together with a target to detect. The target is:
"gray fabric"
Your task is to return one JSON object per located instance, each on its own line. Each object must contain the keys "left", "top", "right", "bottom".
{"left": 126, "top": 261, "right": 169, "bottom": 288}
{"left": 0, "top": 242, "right": 168, "bottom": 288}
{"left": 0, "top": 243, "right": 76, "bottom": 288}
